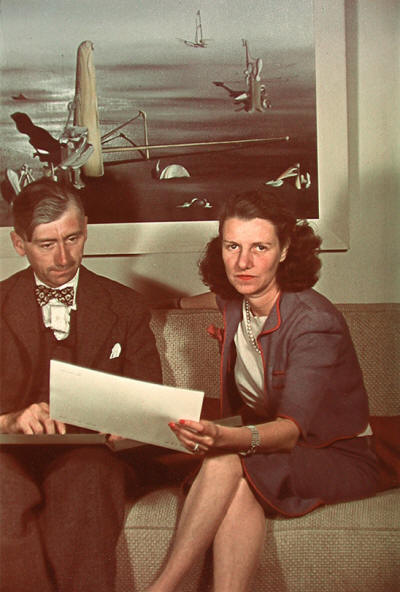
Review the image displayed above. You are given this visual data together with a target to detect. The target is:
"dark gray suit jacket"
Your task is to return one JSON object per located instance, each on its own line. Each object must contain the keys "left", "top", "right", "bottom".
{"left": 0, "top": 265, "right": 162, "bottom": 415}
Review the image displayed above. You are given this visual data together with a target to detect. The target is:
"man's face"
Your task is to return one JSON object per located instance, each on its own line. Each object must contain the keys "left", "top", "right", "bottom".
{"left": 11, "top": 206, "right": 87, "bottom": 288}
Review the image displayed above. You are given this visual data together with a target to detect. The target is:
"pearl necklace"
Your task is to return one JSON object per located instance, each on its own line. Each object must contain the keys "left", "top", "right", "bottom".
{"left": 244, "top": 299, "right": 263, "bottom": 354}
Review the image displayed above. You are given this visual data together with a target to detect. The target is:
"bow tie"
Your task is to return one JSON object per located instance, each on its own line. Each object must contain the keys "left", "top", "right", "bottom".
{"left": 35, "top": 285, "right": 74, "bottom": 307}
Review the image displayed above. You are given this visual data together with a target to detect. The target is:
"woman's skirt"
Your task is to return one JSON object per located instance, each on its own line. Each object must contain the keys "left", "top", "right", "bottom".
{"left": 242, "top": 436, "right": 379, "bottom": 517}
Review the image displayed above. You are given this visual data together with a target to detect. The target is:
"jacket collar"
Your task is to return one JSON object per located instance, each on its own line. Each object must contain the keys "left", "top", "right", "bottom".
{"left": 259, "top": 292, "right": 282, "bottom": 335}
{"left": 223, "top": 292, "right": 283, "bottom": 341}
{"left": 3, "top": 266, "right": 118, "bottom": 369}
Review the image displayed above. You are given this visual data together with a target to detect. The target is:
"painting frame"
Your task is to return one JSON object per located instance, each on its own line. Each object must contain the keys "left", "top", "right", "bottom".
{"left": 0, "top": 0, "right": 348, "bottom": 258}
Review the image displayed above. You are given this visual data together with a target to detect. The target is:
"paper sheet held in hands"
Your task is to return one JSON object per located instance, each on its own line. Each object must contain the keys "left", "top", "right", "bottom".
{"left": 49, "top": 360, "right": 204, "bottom": 453}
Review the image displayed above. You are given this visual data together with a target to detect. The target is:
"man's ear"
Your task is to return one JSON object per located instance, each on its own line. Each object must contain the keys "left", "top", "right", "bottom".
{"left": 10, "top": 231, "right": 27, "bottom": 257}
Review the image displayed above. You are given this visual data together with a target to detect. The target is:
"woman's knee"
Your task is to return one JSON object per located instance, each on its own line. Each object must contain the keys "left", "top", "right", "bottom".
{"left": 199, "top": 453, "right": 243, "bottom": 482}
{"left": 235, "top": 476, "right": 263, "bottom": 510}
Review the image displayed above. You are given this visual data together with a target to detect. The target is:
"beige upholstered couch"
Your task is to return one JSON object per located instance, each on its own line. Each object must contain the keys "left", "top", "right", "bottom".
{"left": 115, "top": 304, "right": 400, "bottom": 592}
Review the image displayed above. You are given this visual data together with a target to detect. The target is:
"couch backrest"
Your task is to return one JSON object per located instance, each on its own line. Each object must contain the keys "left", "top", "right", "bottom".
{"left": 150, "top": 303, "right": 399, "bottom": 416}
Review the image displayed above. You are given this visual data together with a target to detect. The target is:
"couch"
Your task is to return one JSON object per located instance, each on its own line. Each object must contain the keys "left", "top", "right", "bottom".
{"left": 115, "top": 303, "right": 400, "bottom": 592}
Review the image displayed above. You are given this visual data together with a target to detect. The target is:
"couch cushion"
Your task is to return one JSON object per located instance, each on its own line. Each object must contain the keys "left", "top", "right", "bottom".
{"left": 151, "top": 309, "right": 222, "bottom": 398}
{"left": 272, "top": 488, "right": 398, "bottom": 531}
{"left": 125, "top": 486, "right": 182, "bottom": 529}
{"left": 117, "top": 487, "right": 208, "bottom": 592}
{"left": 119, "top": 488, "right": 399, "bottom": 592}
{"left": 256, "top": 495, "right": 399, "bottom": 592}
{"left": 125, "top": 487, "right": 398, "bottom": 532}
{"left": 336, "top": 303, "right": 400, "bottom": 415}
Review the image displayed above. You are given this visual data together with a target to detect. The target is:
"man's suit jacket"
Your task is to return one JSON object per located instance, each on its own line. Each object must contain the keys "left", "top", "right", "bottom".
{"left": 0, "top": 265, "right": 162, "bottom": 415}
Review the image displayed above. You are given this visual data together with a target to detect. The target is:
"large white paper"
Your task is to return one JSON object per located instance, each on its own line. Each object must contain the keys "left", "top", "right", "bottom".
{"left": 50, "top": 360, "right": 204, "bottom": 453}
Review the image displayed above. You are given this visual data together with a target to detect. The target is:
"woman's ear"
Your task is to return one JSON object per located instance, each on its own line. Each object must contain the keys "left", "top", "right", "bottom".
{"left": 280, "top": 242, "right": 290, "bottom": 263}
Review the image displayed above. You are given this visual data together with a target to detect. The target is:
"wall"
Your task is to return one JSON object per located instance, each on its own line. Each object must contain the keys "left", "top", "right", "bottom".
{"left": 1, "top": 1, "right": 399, "bottom": 304}
{"left": 316, "top": 0, "right": 399, "bottom": 303}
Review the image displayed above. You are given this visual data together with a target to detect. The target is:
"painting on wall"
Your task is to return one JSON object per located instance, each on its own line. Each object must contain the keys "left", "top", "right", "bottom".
{"left": 0, "top": 0, "right": 318, "bottom": 228}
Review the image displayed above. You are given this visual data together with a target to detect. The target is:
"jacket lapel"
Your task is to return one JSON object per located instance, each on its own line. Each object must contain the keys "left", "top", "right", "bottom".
{"left": 260, "top": 292, "right": 283, "bottom": 336}
{"left": 75, "top": 266, "right": 118, "bottom": 368}
{"left": 2, "top": 268, "right": 41, "bottom": 368}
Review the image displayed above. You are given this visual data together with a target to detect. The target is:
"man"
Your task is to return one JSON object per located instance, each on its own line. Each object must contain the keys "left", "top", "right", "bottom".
{"left": 0, "top": 178, "right": 162, "bottom": 591}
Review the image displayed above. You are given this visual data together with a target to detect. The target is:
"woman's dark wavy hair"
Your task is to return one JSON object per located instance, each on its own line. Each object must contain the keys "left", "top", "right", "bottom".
{"left": 199, "top": 188, "right": 322, "bottom": 299}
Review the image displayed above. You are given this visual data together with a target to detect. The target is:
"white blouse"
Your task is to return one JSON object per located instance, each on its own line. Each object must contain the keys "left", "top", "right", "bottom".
{"left": 234, "top": 300, "right": 267, "bottom": 415}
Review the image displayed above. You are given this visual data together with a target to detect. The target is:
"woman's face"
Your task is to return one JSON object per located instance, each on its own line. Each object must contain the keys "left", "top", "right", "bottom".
{"left": 221, "top": 216, "right": 288, "bottom": 300}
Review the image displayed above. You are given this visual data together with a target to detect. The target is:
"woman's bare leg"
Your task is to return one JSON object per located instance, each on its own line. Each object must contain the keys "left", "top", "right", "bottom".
{"left": 213, "top": 477, "right": 266, "bottom": 592}
{"left": 146, "top": 454, "right": 243, "bottom": 592}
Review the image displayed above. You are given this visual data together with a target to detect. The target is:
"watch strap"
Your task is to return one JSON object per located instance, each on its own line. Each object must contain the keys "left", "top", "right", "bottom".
{"left": 239, "top": 425, "right": 260, "bottom": 456}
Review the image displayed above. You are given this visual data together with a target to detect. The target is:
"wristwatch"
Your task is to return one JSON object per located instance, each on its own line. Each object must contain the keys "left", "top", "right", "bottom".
{"left": 239, "top": 425, "right": 261, "bottom": 456}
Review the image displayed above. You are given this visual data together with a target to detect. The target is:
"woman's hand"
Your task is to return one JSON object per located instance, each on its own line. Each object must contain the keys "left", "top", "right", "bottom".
{"left": 169, "top": 419, "right": 221, "bottom": 454}
{"left": 169, "top": 416, "right": 300, "bottom": 455}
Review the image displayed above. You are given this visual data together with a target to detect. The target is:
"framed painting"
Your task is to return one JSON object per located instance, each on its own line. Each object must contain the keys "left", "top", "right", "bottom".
{"left": 0, "top": 0, "right": 348, "bottom": 256}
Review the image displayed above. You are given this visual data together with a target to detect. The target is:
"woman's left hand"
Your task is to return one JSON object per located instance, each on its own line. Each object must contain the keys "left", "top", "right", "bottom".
{"left": 169, "top": 419, "right": 220, "bottom": 454}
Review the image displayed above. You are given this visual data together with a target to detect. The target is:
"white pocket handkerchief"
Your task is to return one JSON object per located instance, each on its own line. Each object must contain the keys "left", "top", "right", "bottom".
{"left": 110, "top": 343, "right": 122, "bottom": 359}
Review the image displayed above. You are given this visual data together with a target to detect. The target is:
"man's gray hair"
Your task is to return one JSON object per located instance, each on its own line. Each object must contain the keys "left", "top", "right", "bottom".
{"left": 12, "top": 178, "right": 85, "bottom": 241}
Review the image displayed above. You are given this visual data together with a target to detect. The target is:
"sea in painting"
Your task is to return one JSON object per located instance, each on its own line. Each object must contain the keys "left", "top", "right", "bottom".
{"left": 0, "top": 0, "right": 317, "bottom": 225}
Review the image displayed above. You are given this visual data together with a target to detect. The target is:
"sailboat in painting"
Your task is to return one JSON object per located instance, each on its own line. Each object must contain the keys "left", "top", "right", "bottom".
{"left": 180, "top": 10, "right": 210, "bottom": 48}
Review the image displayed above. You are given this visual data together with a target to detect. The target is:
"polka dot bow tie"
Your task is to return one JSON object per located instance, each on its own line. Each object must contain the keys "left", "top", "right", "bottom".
{"left": 35, "top": 285, "right": 74, "bottom": 307}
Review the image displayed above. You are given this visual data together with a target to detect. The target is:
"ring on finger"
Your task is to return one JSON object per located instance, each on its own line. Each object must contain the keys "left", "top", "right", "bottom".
{"left": 193, "top": 443, "right": 200, "bottom": 453}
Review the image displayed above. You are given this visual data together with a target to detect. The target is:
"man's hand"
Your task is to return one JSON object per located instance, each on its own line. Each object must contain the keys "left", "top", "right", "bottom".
{"left": 106, "top": 434, "right": 124, "bottom": 442}
{"left": 0, "top": 402, "right": 66, "bottom": 434}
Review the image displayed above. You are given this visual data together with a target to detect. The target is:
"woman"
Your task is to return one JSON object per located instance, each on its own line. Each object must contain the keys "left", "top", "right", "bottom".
{"left": 147, "top": 188, "right": 378, "bottom": 592}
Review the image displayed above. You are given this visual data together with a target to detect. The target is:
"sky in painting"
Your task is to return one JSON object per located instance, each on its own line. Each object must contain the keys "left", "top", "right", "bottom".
{"left": 1, "top": 0, "right": 313, "bottom": 67}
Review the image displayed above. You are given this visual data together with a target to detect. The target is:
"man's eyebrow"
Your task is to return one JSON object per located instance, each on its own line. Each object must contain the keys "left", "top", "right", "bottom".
{"left": 65, "top": 230, "right": 84, "bottom": 238}
{"left": 32, "top": 237, "right": 57, "bottom": 244}
{"left": 33, "top": 230, "right": 84, "bottom": 244}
